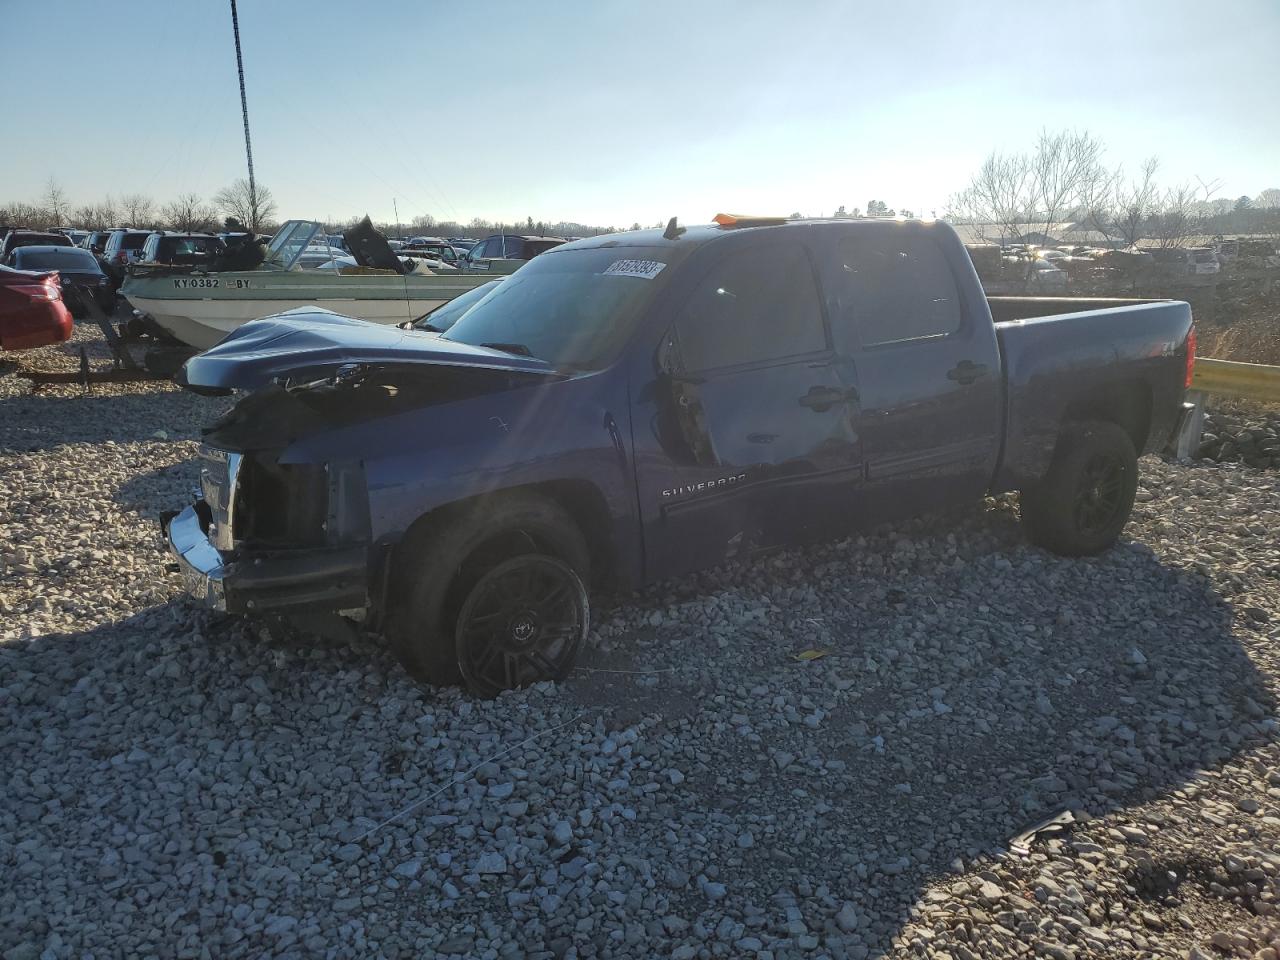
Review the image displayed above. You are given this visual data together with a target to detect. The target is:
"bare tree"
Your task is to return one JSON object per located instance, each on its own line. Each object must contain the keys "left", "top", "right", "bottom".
{"left": 73, "top": 204, "right": 99, "bottom": 228}
{"left": 948, "top": 151, "right": 1031, "bottom": 242}
{"left": 43, "top": 178, "right": 70, "bottom": 227}
{"left": 1085, "top": 156, "right": 1159, "bottom": 248}
{"left": 950, "top": 130, "right": 1110, "bottom": 246}
{"left": 1026, "top": 130, "right": 1106, "bottom": 243}
{"left": 120, "top": 194, "right": 155, "bottom": 227}
{"left": 97, "top": 195, "right": 119, "bottom": 228}
{"left": 1147, "top": 184, "right": 1202, "bottom": 248}
{"left": 213, "top": 179, "right": 277, "bottom": 233}
{"left": 162, "top": 194, "right": 217, "bottom": 232}
{"left": 1257, "top": 188, "right": 1280, "bottom": 210}
{"left": 0, "top": 201, "right": 48, "bottom": 229}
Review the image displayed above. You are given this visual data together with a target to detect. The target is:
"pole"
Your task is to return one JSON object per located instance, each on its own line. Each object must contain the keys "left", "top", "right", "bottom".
{"left": 229, "top": 0, "right": 258, "bottom": 230}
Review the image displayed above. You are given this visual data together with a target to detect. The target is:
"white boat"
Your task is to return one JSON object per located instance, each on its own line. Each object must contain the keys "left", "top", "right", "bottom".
{"left": 121, "top": 220, "right": 497, "bottom": 350}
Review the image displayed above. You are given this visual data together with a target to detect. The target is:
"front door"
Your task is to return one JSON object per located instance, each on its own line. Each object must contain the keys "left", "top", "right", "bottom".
{"left": 632, "top": 237, "right": 863, "bottom": 579}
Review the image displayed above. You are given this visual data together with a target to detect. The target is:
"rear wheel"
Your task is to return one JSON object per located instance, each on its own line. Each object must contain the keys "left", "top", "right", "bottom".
{"left": 1021, "top": 420, "right": 1138, "bottom": 556}
{"left": 386, "top": 494, "right": 590, "bottom": 690}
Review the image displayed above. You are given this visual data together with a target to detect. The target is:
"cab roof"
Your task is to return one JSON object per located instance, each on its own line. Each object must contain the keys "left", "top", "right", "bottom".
{"left": 556, "top": 216, "right": 944, "bottom": 260}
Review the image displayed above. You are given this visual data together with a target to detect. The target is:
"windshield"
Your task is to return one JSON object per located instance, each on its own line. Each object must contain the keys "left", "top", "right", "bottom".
{"left": 414, "top": 279, "right": 502, "bottom": 332}
{"left": 440, "top": 246, "right": 672, "bottom": 369}
{"left": 13, "top": 248, "right": 100, "bottom": 271}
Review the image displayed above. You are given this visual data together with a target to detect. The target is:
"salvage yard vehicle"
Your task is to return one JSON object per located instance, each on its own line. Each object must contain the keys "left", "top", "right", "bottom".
{"left": 1142, "top": 246, "right": 1220, "bottom": 284}
{"left": 165, "top": 216, "right": 1196, "bottom": 695}
{"left": 139, "top": 232, "right": 227, "bottom": 267}
{"left": 0, "top": 264, "right": 73, "bottom": 351}
{"left": 5, "top": 245, "right": 114, "bottom": 316}
{"left": 1, "top": 229, "right": 74, "bottom": 259}
{"left": 101, "top": 228, "right": 154, "bottom": 288}
{"left": 462, "top": 234, "right": 566, "bottom": 273}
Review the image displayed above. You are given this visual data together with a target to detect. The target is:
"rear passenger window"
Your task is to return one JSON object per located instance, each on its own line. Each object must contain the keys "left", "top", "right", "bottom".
{"left": 833, "top": 232, "right": 962, "bottom": 348}
{"left": 675, "top": 242, "right": 826, "bottom": 372}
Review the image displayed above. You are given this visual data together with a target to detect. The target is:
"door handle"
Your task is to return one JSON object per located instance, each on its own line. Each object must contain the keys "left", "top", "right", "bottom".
{"left": 799, "top": 385, "right": 857, "bottom": 412}
{"left": 947, "top": 360, "right": 990, "bottom": 385}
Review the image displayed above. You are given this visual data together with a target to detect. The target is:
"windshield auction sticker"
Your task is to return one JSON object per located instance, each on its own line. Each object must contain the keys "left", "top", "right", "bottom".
{"left": 602, "top": 259, "right": 667, "bottom": 280}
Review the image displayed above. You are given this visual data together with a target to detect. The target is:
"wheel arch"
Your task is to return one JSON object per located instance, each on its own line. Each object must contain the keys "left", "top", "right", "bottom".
{"left": 1061, "top": 378, "right": 1153, "bottom": 455}
{"left": 378, "top": 480, "right": 617, "bottom": 612}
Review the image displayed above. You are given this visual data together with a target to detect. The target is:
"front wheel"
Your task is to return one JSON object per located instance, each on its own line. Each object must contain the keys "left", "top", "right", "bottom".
{"left": 1020, "top": 420, "right": 1138, "bottom": 556}
{"left": 386, "top": 494, "right": 590, "bottom": 689}
{"left": 455, "top": 555, "right": 589, "bottom": 698}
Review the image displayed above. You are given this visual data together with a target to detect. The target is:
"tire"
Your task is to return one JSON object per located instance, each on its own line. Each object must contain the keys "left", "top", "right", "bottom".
{"left": 455, "top": 555, "right": 589, "bottom": 698}
{"left": 385, "top": 493, "right": 590, "bottom": 687}
{"left": 1020, "top": 420, "right": 1138, "bottom": 556}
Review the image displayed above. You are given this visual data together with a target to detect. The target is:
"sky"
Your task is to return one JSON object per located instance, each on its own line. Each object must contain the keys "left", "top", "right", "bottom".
{"left": 2, "top": 0, "right": 1278, "bottom": 229}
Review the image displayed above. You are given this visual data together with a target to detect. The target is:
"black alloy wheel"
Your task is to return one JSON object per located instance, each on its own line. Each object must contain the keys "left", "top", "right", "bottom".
{"left": 1072, "top": 452, "right": 1127, "bottom": 536}
{"left": 1020, "top": 419, "right": 1138, "bottom": 557}
{"left": 455, "top": 555, "right": 588, "bottom": 697}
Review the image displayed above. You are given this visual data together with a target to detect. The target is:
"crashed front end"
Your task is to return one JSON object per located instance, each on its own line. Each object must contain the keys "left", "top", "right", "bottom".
{"left": 162, "top": 308, "right": 565, "bottom": 620}
{"left": 165, "top": 441, "right": 370, "bottom": 615}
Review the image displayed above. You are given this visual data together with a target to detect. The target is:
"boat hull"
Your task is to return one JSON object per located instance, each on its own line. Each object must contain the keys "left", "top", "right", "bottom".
{"left": 122, "top": 270, "right": 494, "bottom": 350}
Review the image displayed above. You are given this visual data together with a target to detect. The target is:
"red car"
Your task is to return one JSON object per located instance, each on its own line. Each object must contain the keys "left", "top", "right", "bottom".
{"left": 0, "top": 264, "right": 74, "bottom": 351}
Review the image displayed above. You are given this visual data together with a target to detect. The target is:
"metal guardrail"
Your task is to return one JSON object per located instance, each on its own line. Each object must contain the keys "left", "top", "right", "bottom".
{"left": 1174, "top": 357, "right": 1280, "bottom": 458}
{"left": 1191, "top": 357, "right": 1280, "bottom": 403}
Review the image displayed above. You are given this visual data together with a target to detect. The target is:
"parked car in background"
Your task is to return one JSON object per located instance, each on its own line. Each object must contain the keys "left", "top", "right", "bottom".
{"left": 139, "top": 233, "right": 227, "bottom": 267}
{"left": 463, "top": 234, "right": 565, "bottom": 269}
{"left": 448, "top": 237, "right": 477, "bottom": 250}
{"left": 294, "top": 244, "right": 350, "bottom": 269}
{"left": 82, "top": 230, "right": 116, "bottom": 255}
{"left": 1032, "top": 247, "right": 1071, "bottom": 264}
{"left": 1, "top": 230, "right": 74, "bottom": 259}
{"left": 101, "top": 229, "right": 154, "bottom": 287}
{"left": 5, "top": 245, "right": 113, "bottom": 315}
{"left": 400, "top": 239, "right": 463, "bottom": 269}
{"left": 1142, "top": 246, "right": 1220, "bottom": 281}
{"left": 1026, "top": 257, "right": 1068, "bottom": 291}
{"left": 59, "top": 229, "right": 90, "bottom": 247}
{"left": 0, "top": 264, "right": 74, "bottom": 350}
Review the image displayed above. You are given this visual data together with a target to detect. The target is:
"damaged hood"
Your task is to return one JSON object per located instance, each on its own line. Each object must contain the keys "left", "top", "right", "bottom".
{"left": 177, "top": 308, "right": 558, "bottom": 391}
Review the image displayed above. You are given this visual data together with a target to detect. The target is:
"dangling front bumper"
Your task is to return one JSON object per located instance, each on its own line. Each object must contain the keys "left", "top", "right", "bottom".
{"left": 162, "top": 503, "right": 368, "bottom": 615}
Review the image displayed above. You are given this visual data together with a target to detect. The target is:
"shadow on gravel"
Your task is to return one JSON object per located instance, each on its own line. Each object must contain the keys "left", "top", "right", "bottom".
{"left": 114, "top": 459, "right": 202, "bottom": 518}
{"left": 0, "top": 388, "right": 221, "bottom": 450}
{"left": 568, "top": 535, "right": 1277, "bottom": 953}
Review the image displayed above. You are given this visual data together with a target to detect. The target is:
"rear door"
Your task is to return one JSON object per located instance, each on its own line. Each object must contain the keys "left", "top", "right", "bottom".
{"left": 822, "top": 226, "right": 1001, "bottom": 516}
{"left": 633, "top": 235, "right": 863, "bottom": 577}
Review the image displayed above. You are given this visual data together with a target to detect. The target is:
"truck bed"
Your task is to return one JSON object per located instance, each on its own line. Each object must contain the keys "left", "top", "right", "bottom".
{"left": 987, "top": 296, "right": 1167, "bottom": 325}
{"left": 987, "top": 296, "right": 1194, "bottom": 493}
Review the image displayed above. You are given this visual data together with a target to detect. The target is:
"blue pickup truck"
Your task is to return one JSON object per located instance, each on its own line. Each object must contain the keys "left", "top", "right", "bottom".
{"left": 166, "top": 216, "right": 1196, "bottom": 695}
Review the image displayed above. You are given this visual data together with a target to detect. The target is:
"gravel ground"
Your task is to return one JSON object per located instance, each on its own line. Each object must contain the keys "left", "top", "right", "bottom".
{"left": 2, "top": 324, "right": 1278, "bottom": 960}
{"left": 1199, "top": 405, "right": 1280, "bottom": 470}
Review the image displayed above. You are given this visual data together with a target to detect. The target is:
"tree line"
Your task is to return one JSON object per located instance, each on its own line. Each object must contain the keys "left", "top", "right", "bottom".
{"left": 1, "top": 179, "right": 278, "bottom": 235}
{"left": 8, "top": 148, "right": 1276, "bottom": 247}
{"left": 948, "top": 130, "right": 1280, "bottom": 248}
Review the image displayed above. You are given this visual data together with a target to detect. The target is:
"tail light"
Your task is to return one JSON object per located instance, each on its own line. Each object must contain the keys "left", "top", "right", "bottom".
{"left": 1184, "top": 324, "right": 1196, "bottom": 389}
{"left": 12, "top": 276, "right": 62, "bottom": 301}
{"left": 115, "top": 252, "right": 128, "bottom": 264}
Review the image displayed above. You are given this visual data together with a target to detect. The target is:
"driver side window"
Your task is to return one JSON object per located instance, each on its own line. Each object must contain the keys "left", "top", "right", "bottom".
{"left": 674, "top": 241, "right": 827, "bottom": 372}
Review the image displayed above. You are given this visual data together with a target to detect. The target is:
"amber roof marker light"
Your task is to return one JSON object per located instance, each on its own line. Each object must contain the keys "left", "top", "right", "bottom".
{"left": 712, "top": 213, "right": 789, "bottom": 229}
